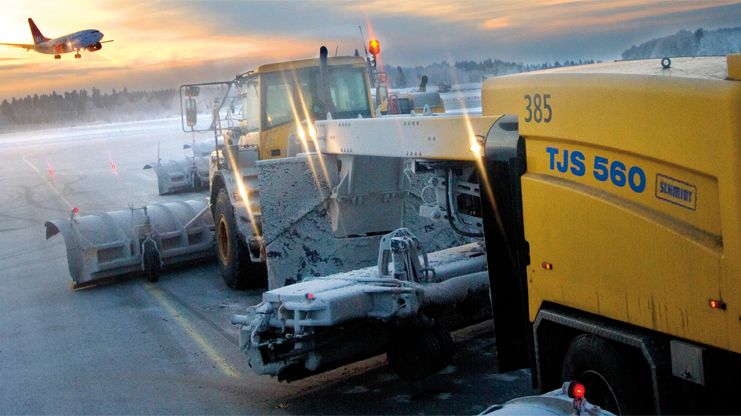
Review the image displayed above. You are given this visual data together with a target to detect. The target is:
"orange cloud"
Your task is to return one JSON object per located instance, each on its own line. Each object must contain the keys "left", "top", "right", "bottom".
{"left": 0, "top": 0, "right": 327, "bottom": 98}
{"left": 480, "top": 17, "right": 512, "bottom": 30}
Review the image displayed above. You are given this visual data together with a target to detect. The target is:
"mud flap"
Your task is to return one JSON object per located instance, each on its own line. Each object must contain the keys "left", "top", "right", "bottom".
{"left": 45, "top": 199, "right": 214, "bottom": 288}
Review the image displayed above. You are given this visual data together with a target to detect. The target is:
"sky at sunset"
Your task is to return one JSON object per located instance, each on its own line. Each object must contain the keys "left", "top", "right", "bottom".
{"left": 0, "top": 0, "right": 739, "bottom": 99}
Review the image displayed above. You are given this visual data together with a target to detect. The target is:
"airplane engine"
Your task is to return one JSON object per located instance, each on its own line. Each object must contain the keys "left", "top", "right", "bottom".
{"left": 86, "top": 42, "right": 102, "bottom": 52}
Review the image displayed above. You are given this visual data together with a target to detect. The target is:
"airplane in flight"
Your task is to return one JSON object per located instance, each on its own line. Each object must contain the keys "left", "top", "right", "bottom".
{"left": 0, "top": 18, "right": 112, "bottom": 60}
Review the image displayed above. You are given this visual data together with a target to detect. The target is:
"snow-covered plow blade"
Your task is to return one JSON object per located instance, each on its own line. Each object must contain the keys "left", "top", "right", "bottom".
{"left": 143, "top": 156, "right": 209, "bottom": 195}
{"left": 232, "top": 230, "right": 490, "bottom": 381}
{"left": 45, "top": 200, "right": 214, "bottom": 288}
{"left": 257, "top": 153, "right": 468, "bottom": 289}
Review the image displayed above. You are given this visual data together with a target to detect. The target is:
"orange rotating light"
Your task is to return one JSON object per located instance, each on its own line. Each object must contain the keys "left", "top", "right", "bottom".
{"left": 368, "top": 39, "right": 380, "bottom": 56}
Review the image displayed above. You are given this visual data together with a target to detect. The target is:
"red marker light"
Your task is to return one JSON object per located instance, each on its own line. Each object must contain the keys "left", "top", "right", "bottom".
{"left": 306, "top": 293, "right": 314, "bottom": 300}
{"left": 709, "top": 299, "right": 726, "bottom": 310}
{"left": 107, "top": 151, "right": 118, "bottom": 175}
{"left": 72, "top": 207, "right": 80, "bottom": 215}
{"left": 572, "top": 382, "right": 585, "bottom": 400}
{"left": 368, "top": 39, "right": 380, "bottom": 56}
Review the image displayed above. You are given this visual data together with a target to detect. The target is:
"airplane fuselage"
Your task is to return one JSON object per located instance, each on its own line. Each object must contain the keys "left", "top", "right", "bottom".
{"left": 34, "top": 29, "right": 104, "bottom": 55}
{"left": 0, "top": 19, "right": 110, "bottom": 60}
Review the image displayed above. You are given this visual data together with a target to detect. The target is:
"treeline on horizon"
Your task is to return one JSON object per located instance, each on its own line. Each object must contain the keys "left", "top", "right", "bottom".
{"left": 384, "top": 58, "right": 597, "bottom": 88}
{"left": 0, "top": 87, "right": 179, "bottom": 128}
{"left": 0, "top": 56, "right": 590, "bottom": 129}
{"left": 621, "top": 26, "right": 740, "bottom": 60}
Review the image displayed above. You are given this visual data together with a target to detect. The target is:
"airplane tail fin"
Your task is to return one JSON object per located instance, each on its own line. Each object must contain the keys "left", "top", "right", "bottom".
{"left": 28, "top": 18, "right": 50, "bottom": 45}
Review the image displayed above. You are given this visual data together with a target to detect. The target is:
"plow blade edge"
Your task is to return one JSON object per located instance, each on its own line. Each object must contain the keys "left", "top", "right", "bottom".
{"left": 45, "top": 200, "right": 214, "bottom": 288}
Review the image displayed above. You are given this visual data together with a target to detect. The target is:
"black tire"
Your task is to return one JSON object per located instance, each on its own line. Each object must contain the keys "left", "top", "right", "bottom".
{"left": 142, "top": 240, "right": 160, "bottom": 283}
{"left": 387, "top": 326, "right": 453, "bottom": 381}
{"left": 192, "top": 172, "right": 202, "bottom": 192}
{"left": 214, "top": 187, "right": 252, "bottom": 289}
{"left": 561, "top": 334, "right": 650, "bottom": 415}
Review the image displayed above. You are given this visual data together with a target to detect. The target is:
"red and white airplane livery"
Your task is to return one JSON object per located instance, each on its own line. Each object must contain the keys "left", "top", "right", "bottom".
{"left": 0, "top": 18, "right": 112, "bottom": 60}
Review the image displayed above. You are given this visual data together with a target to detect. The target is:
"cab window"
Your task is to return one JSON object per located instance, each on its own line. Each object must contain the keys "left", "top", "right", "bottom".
{"left": 263, "top": 75, "right": 292, "bottom": 128}
{"left": 328, "top": 67, "right": 370, "bottom": 118}
{"left": 242, "top": 77, "right": 260, "bottom": 132}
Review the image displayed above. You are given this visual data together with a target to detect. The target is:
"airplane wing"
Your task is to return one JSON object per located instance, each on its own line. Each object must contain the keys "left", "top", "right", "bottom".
{"left": 0, "top": 42, "right": 36, "bottom": 51}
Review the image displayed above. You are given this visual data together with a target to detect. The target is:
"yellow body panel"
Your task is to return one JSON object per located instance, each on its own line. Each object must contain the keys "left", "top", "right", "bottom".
{"left": 482, "top": 56, "right": 741, "bottom": 353}
{"left": 257, "top": 56, "right": 365, "bottom": 74}
{"left": 259, "top": 123, "right": 291, "bottom": 160}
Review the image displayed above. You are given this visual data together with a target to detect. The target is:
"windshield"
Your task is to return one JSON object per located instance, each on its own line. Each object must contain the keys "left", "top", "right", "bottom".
{"left": 262, "top": 65, "right": 370, "bottom": 129}
{"left": 327, "top": 67, "right": 371, "bottom": 118}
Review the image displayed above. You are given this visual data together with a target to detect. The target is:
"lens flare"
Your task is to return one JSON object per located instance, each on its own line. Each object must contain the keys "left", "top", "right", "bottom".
{"left": 22, "top": 155, "right": 74, "bottom": 212}
{"left": 460, "top": 103, "right": 497, "bottom": 215}
{"left": 444, "top": 63, "right": 498, "bottom": 219}
{"left": 290, "top": 70, "right": 332, "bottom": 187}
{"left": 46, "top": 161, "right": 56, "bottom": 179}
{"left": 280, "top": 70, "right": 325, "bottom": 194}
{"left": 107, "top": 151, "right": 118, "bottom": 175}
{"left": 222, "top": 143, "right": 261, "bottom": 238}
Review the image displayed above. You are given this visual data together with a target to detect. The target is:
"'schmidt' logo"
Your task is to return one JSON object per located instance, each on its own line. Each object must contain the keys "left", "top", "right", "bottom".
{"left": 655, "top": 174, "right": 697, "bottom": 210}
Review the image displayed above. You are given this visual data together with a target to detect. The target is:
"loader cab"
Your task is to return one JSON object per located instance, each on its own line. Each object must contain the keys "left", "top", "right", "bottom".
{"left": 237, "top": 56, "right": 374, "bottom": 160}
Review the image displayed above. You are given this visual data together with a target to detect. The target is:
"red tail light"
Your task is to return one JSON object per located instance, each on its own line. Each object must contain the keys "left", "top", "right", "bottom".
{"left": 572, "top": 382, "right": 585, "bottom": 399}
{"left": 567, "top": 381, "right": 586, "bottom": 399}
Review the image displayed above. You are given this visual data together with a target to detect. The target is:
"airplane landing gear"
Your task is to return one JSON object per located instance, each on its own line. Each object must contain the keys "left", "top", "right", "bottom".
{"left": 74, "top": 53, "right": 81, "bottom": 59}
{"left": 54, "top": 54, "right": 61, "bottom": 60}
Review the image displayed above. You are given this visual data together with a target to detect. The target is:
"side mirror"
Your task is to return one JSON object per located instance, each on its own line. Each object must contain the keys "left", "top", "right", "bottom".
{"left": 179, "top": 81, "right": 232, "bottom": 132}
{"left": 185, "top": 97, "right": 197, "bottom": 128}
{"left": 185, "top": 86, "right": 200, "bottom": 97}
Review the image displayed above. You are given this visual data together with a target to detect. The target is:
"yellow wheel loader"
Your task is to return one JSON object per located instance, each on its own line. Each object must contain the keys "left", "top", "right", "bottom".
{"left": 46, "top": 47, "right": 465, "bottom": 290}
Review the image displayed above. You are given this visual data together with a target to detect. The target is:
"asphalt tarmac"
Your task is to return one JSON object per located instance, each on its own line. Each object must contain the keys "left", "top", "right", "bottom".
{"left": 0, "top": 117, "right": 533, "bottom": 414}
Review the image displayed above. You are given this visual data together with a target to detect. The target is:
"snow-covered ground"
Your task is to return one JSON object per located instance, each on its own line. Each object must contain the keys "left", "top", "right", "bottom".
{"left": 0, "top": 87, "right": 483, "bottom": 149}
{"left": 0, "top": 117, "right": 183, "bottom": 149}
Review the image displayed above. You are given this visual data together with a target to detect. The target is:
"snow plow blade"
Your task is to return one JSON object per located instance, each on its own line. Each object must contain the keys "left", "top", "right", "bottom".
{"left": 45, "top": 200, "right": 214, "bottom": 288}
{"left": 143, "top": 156, "right": 209, "bottom": 195}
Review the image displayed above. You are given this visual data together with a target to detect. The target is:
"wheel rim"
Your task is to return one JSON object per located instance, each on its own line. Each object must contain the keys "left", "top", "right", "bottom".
{"left": 579, "top": 369, "right": 622, "bottom": 415}
{"left": 217, "top": 215, "right": 230, "bottom": 266}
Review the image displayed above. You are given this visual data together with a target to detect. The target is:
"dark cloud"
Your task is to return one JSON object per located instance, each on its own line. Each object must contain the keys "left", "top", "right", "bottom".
{"left": 159, "top": 1, "right": 741, "bottom": 65}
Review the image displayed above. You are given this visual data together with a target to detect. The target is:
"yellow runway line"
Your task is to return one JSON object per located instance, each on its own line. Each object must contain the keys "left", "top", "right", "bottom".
{"left": 22, "top": 155, "right": 74, "bottom": 211}
{"left": 144, "top": 283, "right": 241, "bottom": 379}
